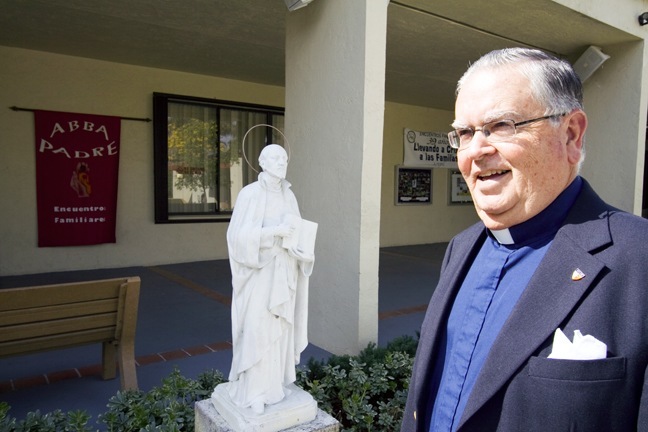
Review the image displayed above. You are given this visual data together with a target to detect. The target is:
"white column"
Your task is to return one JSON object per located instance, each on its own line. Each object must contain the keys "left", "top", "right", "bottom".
{"left": 579, "top": 40, "right": 648, "bottom": 214}
{"left": 285, "top": 0, "right": 389, "bottom": 354}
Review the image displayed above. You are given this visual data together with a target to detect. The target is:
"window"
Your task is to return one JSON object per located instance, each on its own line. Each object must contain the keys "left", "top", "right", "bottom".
{"left": 153, "top": 93, "right": 284, "bottom": 223}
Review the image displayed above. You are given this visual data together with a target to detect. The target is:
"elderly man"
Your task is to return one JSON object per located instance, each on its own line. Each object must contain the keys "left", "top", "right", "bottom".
{"left": 401, "top": 48, "right": 648, "bottom": 431}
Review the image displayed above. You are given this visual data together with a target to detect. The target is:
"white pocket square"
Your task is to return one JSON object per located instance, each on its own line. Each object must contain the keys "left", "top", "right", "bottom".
{"left": 548, "top": 328, "right": 607, "bottom": 360}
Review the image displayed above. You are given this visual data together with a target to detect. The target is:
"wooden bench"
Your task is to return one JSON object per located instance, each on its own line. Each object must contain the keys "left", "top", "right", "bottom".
{"left": 0, "top": 276, "right": 141, "bottom": 390}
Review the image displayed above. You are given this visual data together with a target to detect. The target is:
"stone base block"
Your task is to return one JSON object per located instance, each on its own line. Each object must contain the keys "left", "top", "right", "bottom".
{"left": 195, "top": 383, "right": 339, "bottom": 432}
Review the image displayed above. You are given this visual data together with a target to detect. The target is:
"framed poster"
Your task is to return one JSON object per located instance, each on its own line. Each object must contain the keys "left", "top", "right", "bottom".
{"left": 448, "top": 170, "right": 472, "bottom": 204}
{"left": 395, "top": 166, "right": 432, "bottom": 205}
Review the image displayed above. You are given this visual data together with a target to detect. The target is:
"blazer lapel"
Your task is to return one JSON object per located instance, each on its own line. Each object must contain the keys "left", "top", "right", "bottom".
{"left": 459, "top": 182, "right": 613, "bottom": 427}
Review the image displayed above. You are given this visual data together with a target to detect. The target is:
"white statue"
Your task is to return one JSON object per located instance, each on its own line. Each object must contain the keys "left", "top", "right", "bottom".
{"left": 224, "top": 144, "right": 316, "bottom": 415}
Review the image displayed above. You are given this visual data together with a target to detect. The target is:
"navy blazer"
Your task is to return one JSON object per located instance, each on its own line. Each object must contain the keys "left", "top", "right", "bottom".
{"left": 401, "top": 179, "right": 648, "bottom": 431}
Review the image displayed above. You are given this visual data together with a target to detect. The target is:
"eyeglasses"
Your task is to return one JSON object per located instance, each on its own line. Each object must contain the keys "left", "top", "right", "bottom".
{"left": 447, "top": 113, "right": 567, "bottom": 150}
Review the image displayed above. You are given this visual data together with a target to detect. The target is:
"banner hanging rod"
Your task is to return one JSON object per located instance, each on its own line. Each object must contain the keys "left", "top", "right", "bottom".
{"left": 9, "top": 106, "right": 151, "bottom": 123}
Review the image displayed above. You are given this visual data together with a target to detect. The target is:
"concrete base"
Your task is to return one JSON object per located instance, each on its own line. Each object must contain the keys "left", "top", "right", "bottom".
{"left": 195, "top": 383, "right": 339, "bottom": 432}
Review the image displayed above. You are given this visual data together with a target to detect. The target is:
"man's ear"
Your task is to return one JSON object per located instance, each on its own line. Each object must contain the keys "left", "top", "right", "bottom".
{"left": 565, "top": 109, "right": 587, "bottom": 164}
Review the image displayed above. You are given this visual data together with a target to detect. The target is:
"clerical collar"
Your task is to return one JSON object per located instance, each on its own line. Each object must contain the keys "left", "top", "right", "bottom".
{"left": 489, "top": 176, "right": 583, "bottom": 246}
{"left": 490, "top": 228, "right": 515, "bottom": 245}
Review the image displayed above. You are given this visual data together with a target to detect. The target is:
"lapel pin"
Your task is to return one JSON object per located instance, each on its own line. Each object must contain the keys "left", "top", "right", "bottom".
{"left": 571, "top": 268, "right": 586, "bottom": 281}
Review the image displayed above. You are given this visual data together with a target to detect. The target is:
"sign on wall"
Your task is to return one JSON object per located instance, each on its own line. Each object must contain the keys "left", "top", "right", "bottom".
{"left": 34, "top": 110, "right": 121, "bottom": 247}
{"left": 403, "top": 128, "right": 458, "bottom": 169}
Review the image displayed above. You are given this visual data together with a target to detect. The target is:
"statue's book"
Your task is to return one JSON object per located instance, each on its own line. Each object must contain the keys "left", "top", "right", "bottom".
{"left": 282, "top": 216, "right": 317, "bottom": 260}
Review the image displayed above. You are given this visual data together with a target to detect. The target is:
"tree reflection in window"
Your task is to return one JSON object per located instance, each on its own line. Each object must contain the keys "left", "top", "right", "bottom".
{"left": 153, "top": 93, "right": 284, "bottom": 223}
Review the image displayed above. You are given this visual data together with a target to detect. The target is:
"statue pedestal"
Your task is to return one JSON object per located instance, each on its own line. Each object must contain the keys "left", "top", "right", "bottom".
{"left": 196, "top": 383, "right": 339, "bottom": 432}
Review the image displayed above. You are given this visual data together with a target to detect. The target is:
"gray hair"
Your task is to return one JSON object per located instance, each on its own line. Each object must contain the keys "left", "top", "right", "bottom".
{"left": 457, "top": 48, "right": 583, "bottom": 116}
{"left": 457, "top": 47, "right": 586, "bottom": 167}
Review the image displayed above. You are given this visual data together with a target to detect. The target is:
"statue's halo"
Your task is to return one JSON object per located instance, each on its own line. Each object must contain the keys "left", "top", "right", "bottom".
{"left": 242, "top": 124, "right": 291, "bottom": 174}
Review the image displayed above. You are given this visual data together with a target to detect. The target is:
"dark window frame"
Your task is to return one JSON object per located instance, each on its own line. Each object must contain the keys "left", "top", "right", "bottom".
{"left": 153, "top": 92, "right": 284, "bottom": 224}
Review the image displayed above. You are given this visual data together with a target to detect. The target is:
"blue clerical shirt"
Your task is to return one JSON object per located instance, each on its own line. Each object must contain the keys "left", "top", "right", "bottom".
{"left": 428, "top": 177, "right": 583, "bottom": 432}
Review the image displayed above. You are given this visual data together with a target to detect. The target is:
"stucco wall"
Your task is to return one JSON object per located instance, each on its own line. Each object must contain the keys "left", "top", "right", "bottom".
{"left": 0, "top": 46, "right": 284, "bottom": 276}
{"left": 380, "top": 102, "right": 480, "bottom": 247}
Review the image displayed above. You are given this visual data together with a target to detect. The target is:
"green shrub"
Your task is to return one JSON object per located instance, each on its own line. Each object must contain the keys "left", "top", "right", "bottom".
{"left": 0, "top": 369, "right": 225, "bottom": 432}
{"left": 0, "top": 401, "right": 93, "bottom": 432}
{"left": 99, "top": 368, "right": 225, "bottom": 432}
{"left": 0, "top": 402, "right": 16, "bottom": 431}
{"left": 296, "top": 335, "right": 417, "bottom": 432}
{"left": 1, "top": 335, "right": 417, "bottom": 432}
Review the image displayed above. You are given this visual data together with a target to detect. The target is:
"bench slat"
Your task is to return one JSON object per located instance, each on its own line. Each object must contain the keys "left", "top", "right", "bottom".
{"left": 0, "top": 328, "right": 117, "bottom": 357}
{"left": 0, "top": 313, "right": 117, "bottom": 343}
{"left": 0, "top": 279, "right": 123, "bottom": 311}
{"left": 0, "top": 298, "right": 119, "bottom": 327}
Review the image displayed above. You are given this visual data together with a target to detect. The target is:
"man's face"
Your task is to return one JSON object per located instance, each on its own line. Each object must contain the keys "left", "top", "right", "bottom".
{"left": 260, "top": 145, "right": 288, "bottom": 179}
{"left": 454, "top": 66, "right": 583, "bottom": 230}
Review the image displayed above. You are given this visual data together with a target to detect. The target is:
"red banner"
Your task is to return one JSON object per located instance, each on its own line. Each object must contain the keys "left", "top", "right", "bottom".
{"left": 35, "top": 110, "right": 121, "bottom": 247}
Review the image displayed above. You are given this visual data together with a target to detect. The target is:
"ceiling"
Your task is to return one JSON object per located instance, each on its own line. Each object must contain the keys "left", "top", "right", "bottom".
{"left": 0, "top": 0, "right": 639, "bottom": 111}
